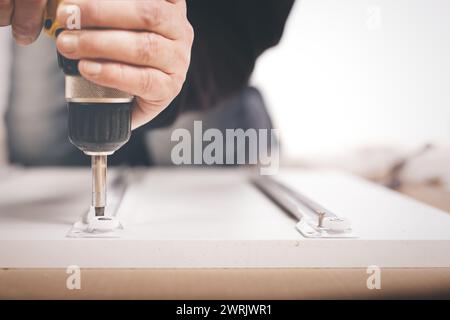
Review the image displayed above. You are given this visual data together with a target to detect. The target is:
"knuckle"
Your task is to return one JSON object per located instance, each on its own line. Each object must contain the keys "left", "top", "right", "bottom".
{"left": 181, "top": 46, "right": 192, "bottom": 68}
{"left": 137, "top": 33, "right": 157, "bottom": 65}
{"left": 139, "top": 70, "right": 154, "bottom": 95}
{"left": 172, "top": 43, "right": 191, "bottom": 71}
{"left": 138, "top": 1, "right": 162, "bottom": 30}
{"left": 174, "top": 49, "right": 189, "bottom": 72}
{"left": 185, "top": 22, "right": 194, "bottom": 44}
{"left": 171, "top": 74, "right": 185, "bottom": 96}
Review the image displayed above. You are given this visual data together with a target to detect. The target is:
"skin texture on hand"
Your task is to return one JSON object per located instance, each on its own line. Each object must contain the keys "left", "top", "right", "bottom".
{"left": 0, "top": 0, "right": 194, "bottom": 130}
{"left": 0, "top": 0, "right": 47, "bottom": 45}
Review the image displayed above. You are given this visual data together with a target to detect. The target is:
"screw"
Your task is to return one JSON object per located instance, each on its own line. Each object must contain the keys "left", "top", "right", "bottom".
{"left": 317, "top": 211, "right": 326, "bottom": 228}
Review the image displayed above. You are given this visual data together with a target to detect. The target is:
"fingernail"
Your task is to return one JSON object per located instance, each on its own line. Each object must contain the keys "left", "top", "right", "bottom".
{"left": 12, "top": 30, "right": 33, "bottom": 46}
{"left": 82, "top": 61, "right": 102, "bottom": 76}
{"left": 58, "top": 33, "right": 78, "bottom": 53}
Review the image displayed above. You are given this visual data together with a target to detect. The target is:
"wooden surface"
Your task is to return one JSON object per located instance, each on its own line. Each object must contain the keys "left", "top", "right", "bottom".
{"left": 399, "top": 184, "right": 450, "bottom": 214}
{"left": 1, "top": 268, "right": 449, "bottom": 299}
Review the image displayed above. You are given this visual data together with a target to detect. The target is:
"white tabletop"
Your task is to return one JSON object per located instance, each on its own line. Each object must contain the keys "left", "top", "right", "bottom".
{"left": 0, "top": 167, "right": 449, "bottom": 268}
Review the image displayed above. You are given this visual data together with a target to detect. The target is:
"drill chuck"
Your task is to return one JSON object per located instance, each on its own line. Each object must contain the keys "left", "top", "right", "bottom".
{"left": 61, "top": 63, "right": 133, "bottom": 156}
{"left": 68, "top": 101, "right": 132, "bottom": 155}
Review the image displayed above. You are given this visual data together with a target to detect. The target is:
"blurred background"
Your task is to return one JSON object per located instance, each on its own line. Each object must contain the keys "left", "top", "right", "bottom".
{"left": 253, "top": 0, "right": 450, "bottom": 158}
{"left": 1, "top": 0, "right": 449, "bottom": 210}
{"left": 251, "top": 0, "right": 450, "bottom": 210}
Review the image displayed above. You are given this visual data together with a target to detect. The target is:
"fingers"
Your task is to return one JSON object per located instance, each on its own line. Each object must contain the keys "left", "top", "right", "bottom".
{"left": 0, "top": 0, "right": 13, "bottom": 27}
{"left": 57, "top": 30, "right": 189, "bottom": 74}
{"left": 11, "top": 0, "right": 47, "bottom": 45}
{"left": 78, "top": 60, "right": 184, "bottom": 129}
{"left": 57, "top": 0, "right": 188, "bottom": 40}
{"left": 78, "top": 60, "right": 182, "bottom": 103}
{"left": 54, "top": 0, "right": 193, "bottom": 130}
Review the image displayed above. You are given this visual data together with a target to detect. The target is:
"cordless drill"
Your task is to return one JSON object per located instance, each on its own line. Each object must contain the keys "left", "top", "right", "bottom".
{"left": 44, "top": 1, "right": 133, "bottom": 221}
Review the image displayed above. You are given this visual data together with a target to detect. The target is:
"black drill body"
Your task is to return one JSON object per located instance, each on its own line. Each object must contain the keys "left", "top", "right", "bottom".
{"left": 57, "top": 46, "right": 132, "bottom": 154}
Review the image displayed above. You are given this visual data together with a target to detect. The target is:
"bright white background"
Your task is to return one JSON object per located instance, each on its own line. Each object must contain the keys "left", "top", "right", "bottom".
{"left": 252, "top": 0, "right": 450, "bottom": 160}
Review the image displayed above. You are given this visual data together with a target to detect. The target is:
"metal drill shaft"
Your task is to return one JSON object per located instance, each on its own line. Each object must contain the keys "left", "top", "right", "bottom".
{"left": 92, "top": 155, "right": 107, "bottom": 216}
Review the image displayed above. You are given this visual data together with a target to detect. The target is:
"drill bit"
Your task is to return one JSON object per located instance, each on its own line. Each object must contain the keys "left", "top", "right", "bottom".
{"left": 92, "top": 155, "right": 107, "bottom": 216}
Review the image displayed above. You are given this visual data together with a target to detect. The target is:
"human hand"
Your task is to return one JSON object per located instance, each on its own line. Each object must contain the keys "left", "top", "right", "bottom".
{"left": 55, "top": 0, "right": 193, "bottom": 129}
{"left": 0, "top": 0, "right": 194, "bottom": 130}
{"left": 0, "top": 0, "right": 48, "bottom": 45}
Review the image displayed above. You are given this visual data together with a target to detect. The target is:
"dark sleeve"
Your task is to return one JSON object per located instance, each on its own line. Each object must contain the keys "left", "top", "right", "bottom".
{"left": 144, "top": 0, "right": 295, "bottom": 129}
